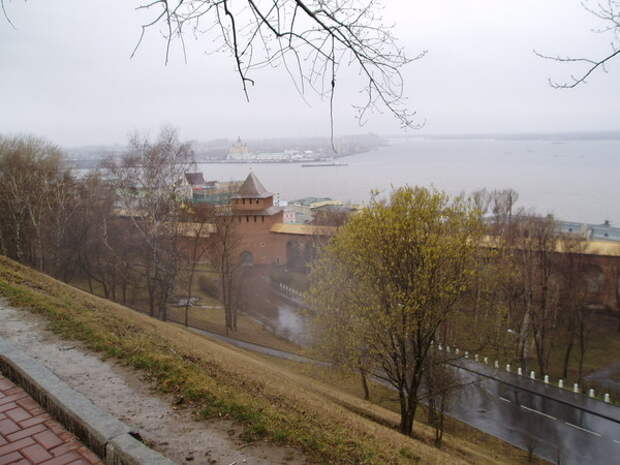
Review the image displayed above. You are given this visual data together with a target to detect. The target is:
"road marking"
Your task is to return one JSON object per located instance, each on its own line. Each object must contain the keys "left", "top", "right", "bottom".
{"left": 565, "top": 422, "right": 602, "bottom": 437}
{"left": 520, "top": 405, "right": 557, "bottom": 420}
{"left": 499, "top": 396, "right": 511, "bottom": 403}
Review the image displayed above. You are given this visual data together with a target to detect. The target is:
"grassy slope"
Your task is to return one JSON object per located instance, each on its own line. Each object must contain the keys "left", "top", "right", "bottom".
{"left": 0, "top": 256, "right": 545, "bottom": 465}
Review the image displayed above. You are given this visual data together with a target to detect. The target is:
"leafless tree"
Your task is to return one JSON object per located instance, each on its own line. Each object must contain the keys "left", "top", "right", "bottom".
{"left": 536, "top": 1, "right": 620, "bottom": 88}
{"left": 556, "top": 236, "right": 590, "bottom": 379}
{"left": 606, "top": 259, "right": 620, "bottom": 332}
{"left": 422, "top": 349, "right": 456, "bottom": 448}
{"left": 490, "top": 189, "right": 519, "bottom": 237}
{"left": 204, "top": 203, "right": 243, "bottom": 334}
{"left": 105, "top": 127, "right": 193, "bottom": 320}
{"left": 511, "top": 213, "right": 562, "bottom": 374}
{"left": 0, "top": 135, "right": 68, "bottom": 271}
{"left": 471, "top": 188, "right": 492, "bottom": 216}
{"left": 310, "top": 207, "right": 350, "bottom": 226}
{"left": 131, "top": 0, "right": 425, "bottom": 139}
{"left": 180, "top": 206, "right": 213, "bottom": 326}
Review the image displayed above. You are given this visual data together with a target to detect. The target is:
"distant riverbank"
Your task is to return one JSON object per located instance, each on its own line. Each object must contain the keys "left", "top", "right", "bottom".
{"left": 196, "top": 138, "right": 620, "bottom": 225}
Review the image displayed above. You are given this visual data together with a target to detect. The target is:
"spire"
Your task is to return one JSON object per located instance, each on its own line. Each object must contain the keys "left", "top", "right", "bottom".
{"left": 234, "top": 172, "right": 271, "bottom": 198}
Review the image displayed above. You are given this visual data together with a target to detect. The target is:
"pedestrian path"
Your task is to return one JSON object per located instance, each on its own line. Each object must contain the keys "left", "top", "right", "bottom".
{"left": 0, "top": 375, "right": 102, "bottom": 465}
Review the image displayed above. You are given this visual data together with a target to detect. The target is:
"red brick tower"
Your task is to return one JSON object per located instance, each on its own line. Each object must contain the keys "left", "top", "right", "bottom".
{"left": 232, "top": 173, "right": 285, "bottom": 265}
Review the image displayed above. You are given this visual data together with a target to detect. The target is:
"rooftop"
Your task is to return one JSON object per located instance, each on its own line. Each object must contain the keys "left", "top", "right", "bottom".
{"left": 184, "top": 172, "right": 206, "bottom": 186}
{"left": 270, "top": 223, "right": 337, "bottom": 236}
{"left": 232, "top": 172, "right": 272, "bottom": 199}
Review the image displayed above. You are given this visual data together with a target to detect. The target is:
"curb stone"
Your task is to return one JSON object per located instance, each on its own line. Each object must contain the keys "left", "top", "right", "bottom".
{"left": 0, "top": 337, "right": 178, "bottom": 465}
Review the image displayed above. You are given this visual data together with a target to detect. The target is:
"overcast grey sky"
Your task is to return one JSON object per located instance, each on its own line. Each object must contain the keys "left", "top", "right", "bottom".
{"left": 1, "top": 0, "right": 619, "bottom": 146}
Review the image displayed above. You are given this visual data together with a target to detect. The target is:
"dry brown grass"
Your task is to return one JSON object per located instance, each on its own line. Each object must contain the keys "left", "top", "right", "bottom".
{"left": 0, "top": 256, "right": 548, "bottom": 465}
{"left": 73, "top": 272, "right": 304, "bottom": 355}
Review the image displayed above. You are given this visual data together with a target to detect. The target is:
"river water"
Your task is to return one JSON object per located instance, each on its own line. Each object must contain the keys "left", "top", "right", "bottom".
{"left": 198, "top": 138, "right": 620, "bottom": 225}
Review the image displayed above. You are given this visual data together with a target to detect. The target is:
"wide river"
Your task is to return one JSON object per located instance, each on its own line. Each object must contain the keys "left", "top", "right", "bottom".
{"left": 197, "top": 138, "right": 620, "bottom": 225}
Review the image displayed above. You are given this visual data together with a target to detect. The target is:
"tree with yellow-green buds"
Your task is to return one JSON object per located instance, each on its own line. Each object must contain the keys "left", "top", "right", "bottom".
{"left": 307, "top": 186, "right": 484, "bottom": 436}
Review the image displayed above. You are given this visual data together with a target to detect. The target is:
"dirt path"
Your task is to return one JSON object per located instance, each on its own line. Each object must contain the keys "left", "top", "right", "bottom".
{"left": 0, "top": 300, "right": 307, "bottom": 465}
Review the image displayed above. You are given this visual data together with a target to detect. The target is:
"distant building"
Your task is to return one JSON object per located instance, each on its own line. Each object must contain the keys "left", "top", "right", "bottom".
{"left": 228, "top": 137, "right": 251, "bottom": 160}
{"left": 283, "top": 207, "right": 297, "bottom": 224}
{"left": 232, "top": 172, "right": 285, "bottom": 265}
{"left": 557, "top": 219, "right": 620, "bottom": 242}
{"left": 228, "top": 173, "right": 336, "bottom": 266}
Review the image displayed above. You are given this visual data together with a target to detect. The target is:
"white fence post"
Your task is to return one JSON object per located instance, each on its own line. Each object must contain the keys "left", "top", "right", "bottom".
{"left": 530, "top": 371, "right": 536, "bottom": 380}
{"left": 604, "top": 393, "right": 611, "bottom": 403}
{"left": 544, "top": 375, "right": 549, "bottom": 384}
{"left": 573, "top": 383, "right": 579, "bottom": 393}
{"left": 558, "top": 379, "right": 564, "bottom": 389}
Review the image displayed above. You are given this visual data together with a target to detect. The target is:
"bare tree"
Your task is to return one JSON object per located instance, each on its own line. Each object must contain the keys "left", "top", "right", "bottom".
{"left": 204, "top": 204, "right": 243, "bottom": 334}
{"left": 131, "top": 0, "right": 425, "bottom": 137}
{"left": 180, "top": 206, "right": 213, "bottom": 326}
{"left": 0, "top": 135, "right": 68, "bottom": 271}
{"left": 106, "top": 127, "right": 193, "bottom": 320}
{"left": 471, "top": 188, "right": 492, "bottom": 217}
{"left": 556, "top": 236, "right": 590, "bottom": 379}
{"left": 310, "top": 207, "right": 350, "bottom": 226}
{"left": 511, "top": 214, "right": 562, "bottom": 374}
{"left": 536, "top": 1, "right": 620, "bottom": 88}
{"left": 422, "top": 349, "right": 457, "bottom": 448}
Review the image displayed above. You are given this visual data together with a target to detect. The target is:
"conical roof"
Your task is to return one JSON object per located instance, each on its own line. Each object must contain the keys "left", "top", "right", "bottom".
{"left": 233, "top": 172, "right": 272, "bottom": 199}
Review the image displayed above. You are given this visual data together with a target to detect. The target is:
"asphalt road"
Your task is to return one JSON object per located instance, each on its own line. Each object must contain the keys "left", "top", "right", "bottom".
{"left": 189, "top": 325, "right": 620, "bottom": 465}
{"left": 450, "top": 367, "right": 620, "bottom": 465}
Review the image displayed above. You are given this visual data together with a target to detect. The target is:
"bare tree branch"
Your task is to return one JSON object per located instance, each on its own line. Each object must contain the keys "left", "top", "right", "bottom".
{"left": 1, "top": 0, "right": 17, "bottom": 29}
{"left": 538, "top": 0, "right": 620, "bottom": 88}
{"left": 133, "top": 0, "right": 425, "bottom": 136}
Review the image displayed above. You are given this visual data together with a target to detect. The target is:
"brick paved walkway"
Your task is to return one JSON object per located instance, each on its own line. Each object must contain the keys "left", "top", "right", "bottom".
{"left": 0, "top": 375, "right": 102, "bottom": 465}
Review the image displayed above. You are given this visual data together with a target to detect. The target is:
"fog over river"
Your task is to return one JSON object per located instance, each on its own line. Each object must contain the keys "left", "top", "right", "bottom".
{"left": 197, "top": 138, "right": 620, "bottom": 225}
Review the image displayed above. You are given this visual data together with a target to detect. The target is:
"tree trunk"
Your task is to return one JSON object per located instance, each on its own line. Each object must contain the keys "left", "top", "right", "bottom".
{"left": 359, "top": 367, "right": 370, "bottom": 401}
{"left": 562, "top": 339, "right": 574, "bottom": 379}
{"left": 578, "top": 320, "right": 586, "bottom": 383}
{"left": 398, "top": 390, "right": 418, "bottom": 436}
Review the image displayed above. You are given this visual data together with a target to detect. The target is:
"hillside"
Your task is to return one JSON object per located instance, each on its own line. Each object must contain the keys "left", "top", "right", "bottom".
{"left": 0, "top": 256, "right": 546, "bottom": 465}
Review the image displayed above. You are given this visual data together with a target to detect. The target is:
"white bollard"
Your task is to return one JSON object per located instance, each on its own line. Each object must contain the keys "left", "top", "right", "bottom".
{"left": 483, "top": 357, "right": 488, "bottom": 365}
{"left": 517, "top": 367, "right": 523, "bottom": 376}
{"left": 446, "top": 346, "right": 451, "bottom": 353}
{"left": 438, "top": 344, "right": 443, "bottom": 351}
{"left": 559, "top": 379, "right": 564, "bottom": 389}
{"left": 455, "top": 348, "right": 460, "bottom": 355}
{"left": 544, "top": 375, "right": 549, "bottom": 384}
{"left": 474, "top": 354, "right": 479, "bottom": 362}
{"left": 573, "top": 383, "right": 579, "bottom": 393}
{"left": 530, "top": 371, "right": 536, "bottom": 380}
{"left": 506, "top": 364, "right": 511, "bottom": 372}
{"left": 604, "top": 393, "right": 611, "bottom": 403}
{"left": 494, "top": 360, "right": 499, "bottom": 369}
{"left": 465, "top": 351, "right": 469, "bottom": 358}
{"left": 589, "top": 388, "right": 595, "bottom": 398}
